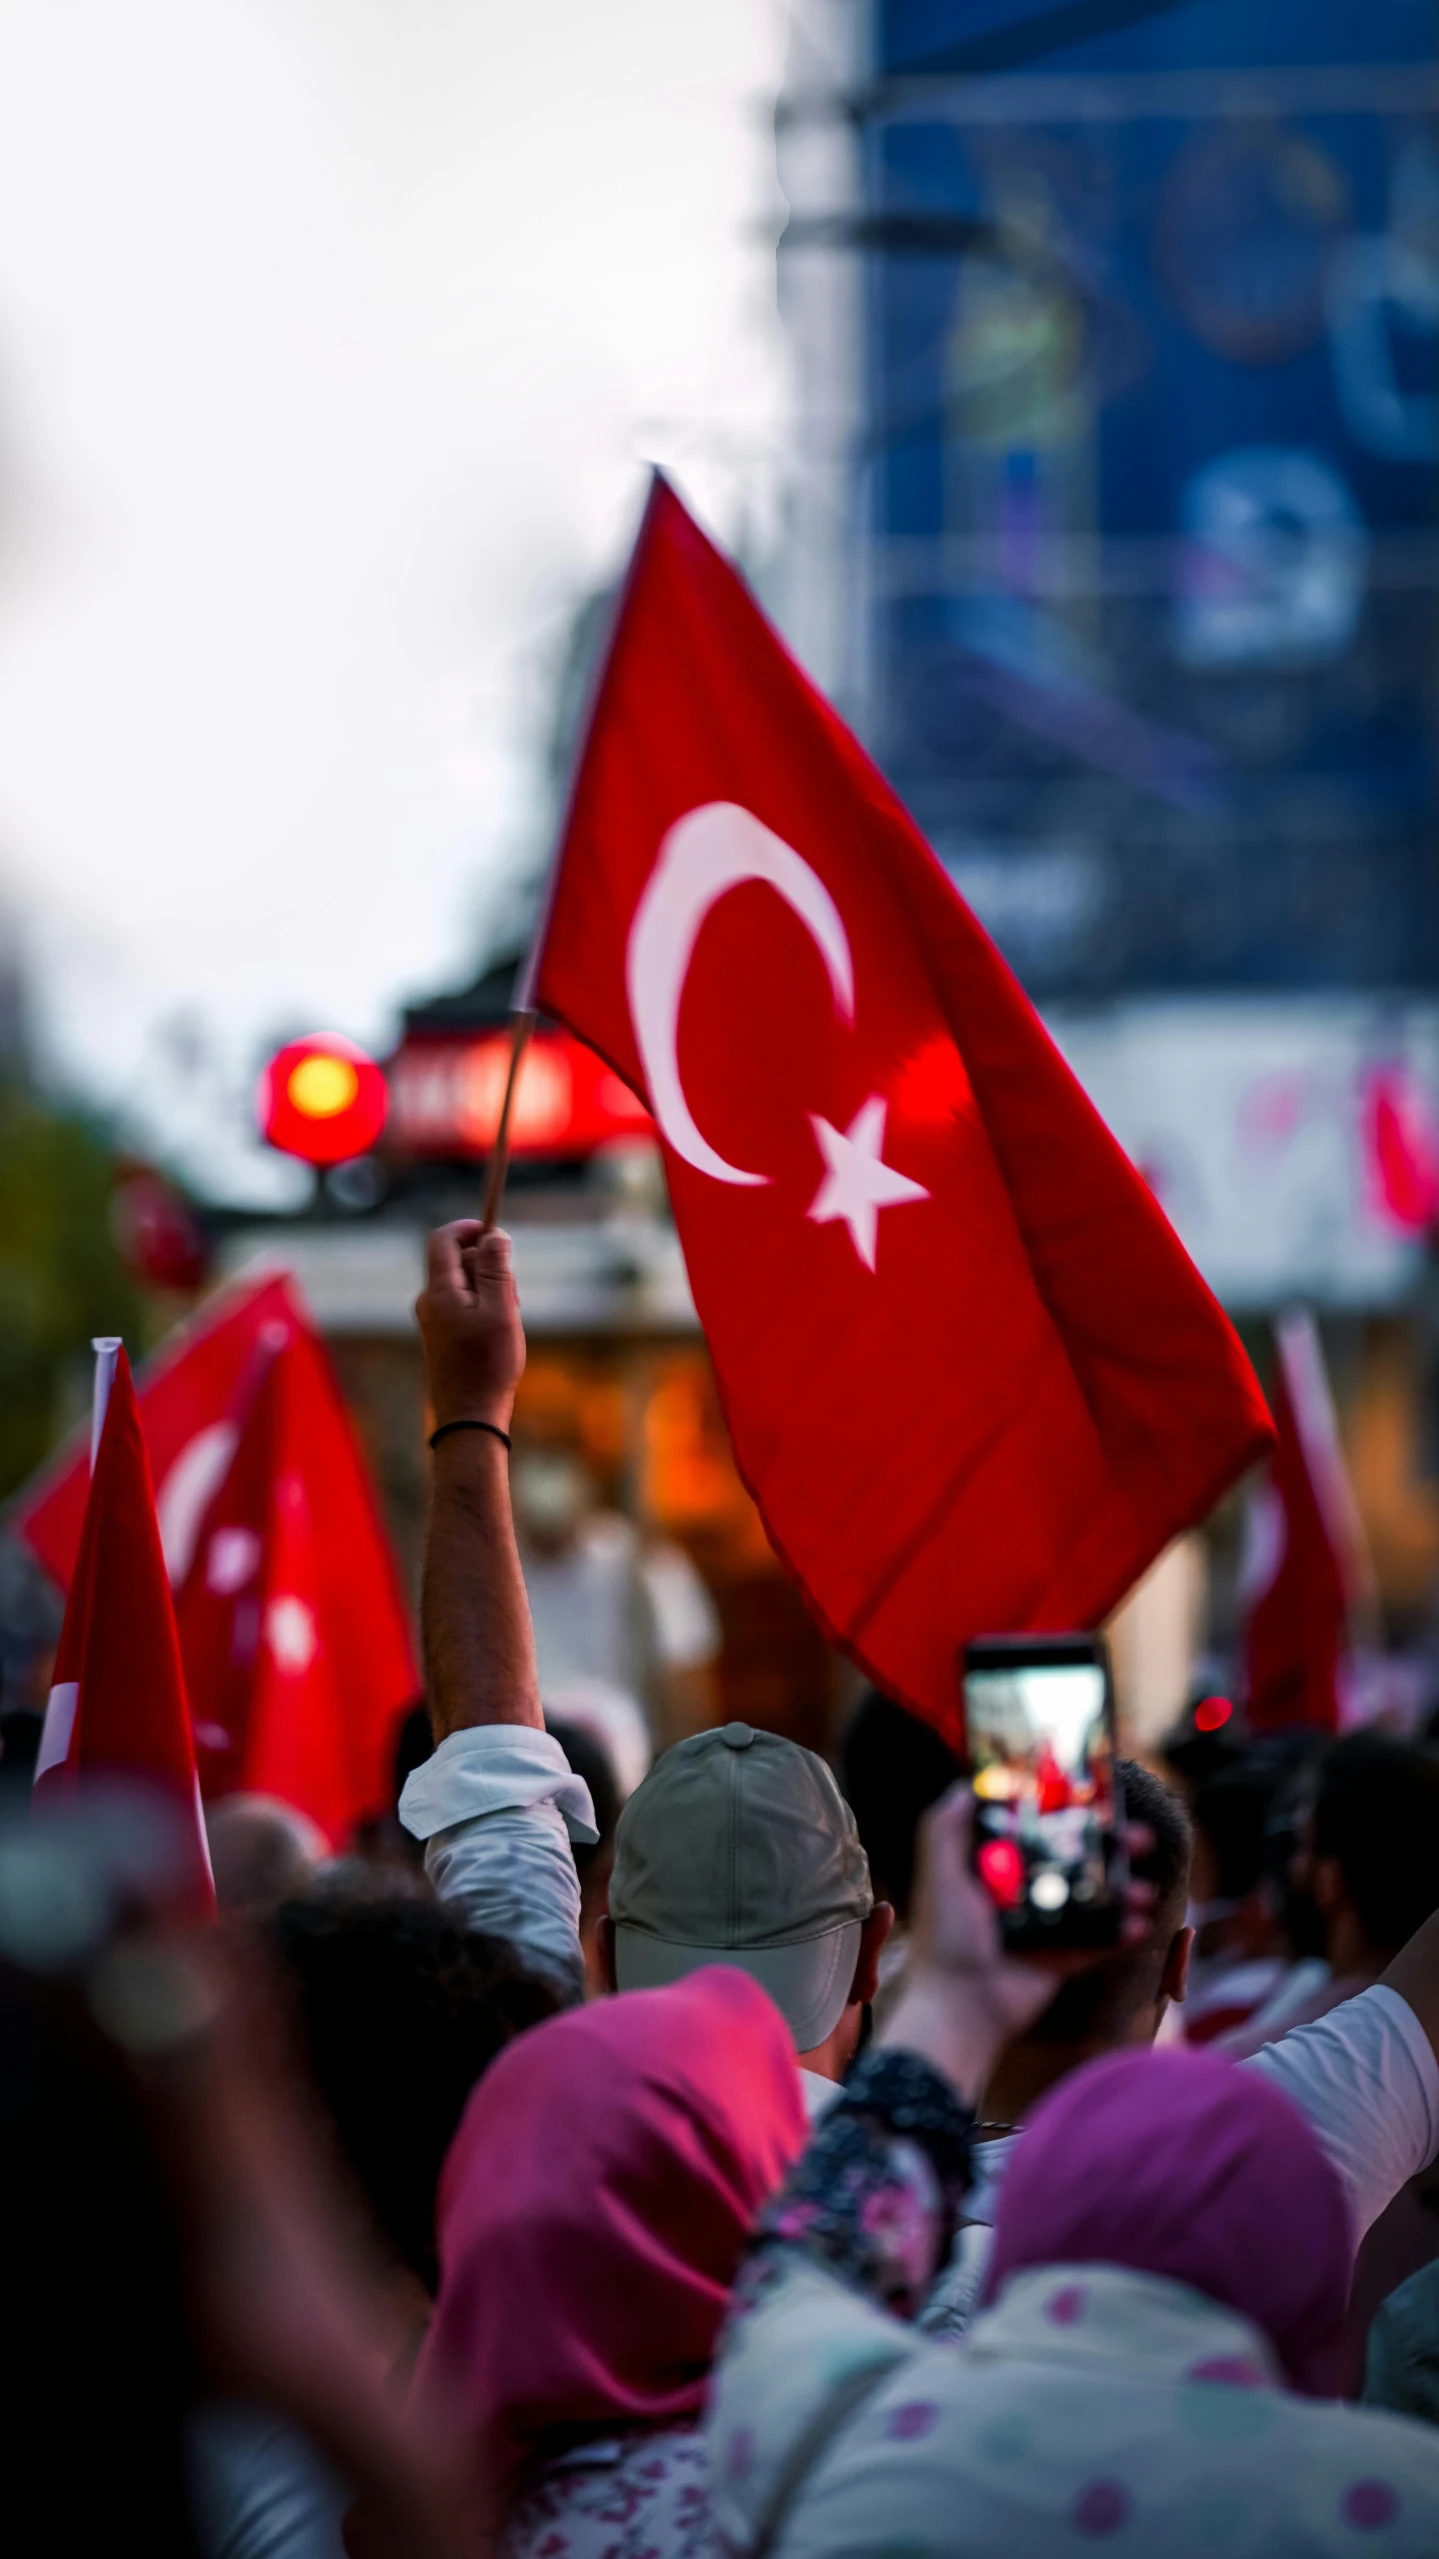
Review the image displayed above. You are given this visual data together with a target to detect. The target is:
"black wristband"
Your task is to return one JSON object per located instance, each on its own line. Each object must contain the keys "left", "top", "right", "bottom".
{"left": 428, "top": 1418, "right": 512, "bottom": 1453}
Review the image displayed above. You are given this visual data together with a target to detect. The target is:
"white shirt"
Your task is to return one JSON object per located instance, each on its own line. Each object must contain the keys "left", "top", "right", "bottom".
{"left": 523, "top": 1516, "right": 720, "bottom": 1706}
{"left": 922, "top": 1981, "right": 1439, "bottom": 2338}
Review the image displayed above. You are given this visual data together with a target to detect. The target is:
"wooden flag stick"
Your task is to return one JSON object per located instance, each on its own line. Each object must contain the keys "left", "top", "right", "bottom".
{"left": 479, "top": 1009, "right": 537, "bottom": 1232}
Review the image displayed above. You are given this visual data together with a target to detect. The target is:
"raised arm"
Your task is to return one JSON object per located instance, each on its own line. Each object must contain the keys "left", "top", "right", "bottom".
{"left": 415, "top": 1221, "right": 541, "bottom": 1740}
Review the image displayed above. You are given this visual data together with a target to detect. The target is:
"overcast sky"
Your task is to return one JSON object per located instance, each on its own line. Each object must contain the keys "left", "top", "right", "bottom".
{"left": 0, "top": 0, "right": 791, "bottom": 1197}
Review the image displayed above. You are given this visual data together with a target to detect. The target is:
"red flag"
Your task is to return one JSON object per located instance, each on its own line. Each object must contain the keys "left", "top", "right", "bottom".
{"left": 528, "top": 475, "right": 1273, "bottom": 1743}
{"left": 175, "top": 1326, "right": 385, "bottom": 1844}
{"left": 1362, "top": 1064, "right": 1439, "bottom": 1233}
{"left": 33, "top": 1348, "right": 215, "bottom": 1911}
{"left": 17, "top": 1274, "right": 418, "bottom": 1841}
{"left": 18, "top": 1271, "right": 301, "bottom": 1595}
{"left": 1242, "top": 1311, "right": 1369, "bottom": 1733}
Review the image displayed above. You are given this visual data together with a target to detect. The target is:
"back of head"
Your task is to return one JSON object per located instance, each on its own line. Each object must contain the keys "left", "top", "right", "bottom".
{"left": 1190, "top": 1759, "right": 1279, "bottom": 1904}
{"left": 986, "top": 2045, "right": 1350, "bottom": 2393}
{"left": 609, "top": 1723, "right": 873, "bottom": 2048}
{"left": 545, "top": 1715, "right": 620, "bottom": 1870}
{"left": 419, "top": 1966, "right": 807, "bottom": 2496}
{"left": 840, "top": 1690, "right": 962, "bottom": 1924}
{"left": 207, "top": 1793, "right": 328, "bottom": 1918}
{"left": 269, "top": 1881, "right": 557, "bottom": 2288}
{"left": 1312, "top": 1733, "right": 1439, "bottom": 1960}
{"left": 1025, "top": 1759, "right": 1192, "bottom": 2051}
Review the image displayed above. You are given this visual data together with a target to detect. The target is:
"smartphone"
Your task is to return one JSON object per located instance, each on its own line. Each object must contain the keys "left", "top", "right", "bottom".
{"left": 960, "top": 1634, "right": 1127, "bottom": 1951}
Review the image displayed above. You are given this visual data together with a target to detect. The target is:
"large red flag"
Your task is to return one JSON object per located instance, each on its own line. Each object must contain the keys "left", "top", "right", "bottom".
{"left": 16, "top": 1273, "right": 418, "bottom": 1839}
{"left": 528, "top": 475, "right": 1273, "bottom": 1743}
{"left": 33, "top": 1348, "right": 215, "bottom": 1912}
{"left": 1242, "top": 1311, "right": 1368, "bottom": 1733}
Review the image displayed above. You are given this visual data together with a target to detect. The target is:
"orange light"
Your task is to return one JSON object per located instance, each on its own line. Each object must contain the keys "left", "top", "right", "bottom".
{"left": 259, "top": 1036, "right": 387, "bottom": 1166}
{"left": 1194, "top": 1695, "right": 1234, "bottom": 1734}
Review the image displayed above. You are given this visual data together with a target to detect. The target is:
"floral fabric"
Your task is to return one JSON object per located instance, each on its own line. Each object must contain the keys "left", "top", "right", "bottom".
{"left": 749, "top": 2045, "right": 974, "bottom": 2318}
{"left": 502, "top": 2425, "right": 714, "bottom": 2559}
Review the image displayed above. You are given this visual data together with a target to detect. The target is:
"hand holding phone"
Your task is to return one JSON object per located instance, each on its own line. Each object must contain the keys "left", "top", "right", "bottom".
{"left": 961, "top": 1633, "right": 1128, "bottom": 1952}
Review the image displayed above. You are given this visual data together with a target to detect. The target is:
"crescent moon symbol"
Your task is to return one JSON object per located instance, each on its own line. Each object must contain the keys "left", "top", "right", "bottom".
{"left": 626, "top": 801, "right": 854, "bottom": 1185}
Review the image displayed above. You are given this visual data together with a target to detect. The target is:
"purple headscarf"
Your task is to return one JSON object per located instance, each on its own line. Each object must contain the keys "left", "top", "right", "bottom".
{"left": 983, "top": 2045, "right": 1352, "bottom": 2395}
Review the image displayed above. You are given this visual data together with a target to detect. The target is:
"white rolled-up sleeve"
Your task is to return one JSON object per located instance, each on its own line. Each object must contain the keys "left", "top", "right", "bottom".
{"left": 399, "top": 1726, "right": 597, "bottom": 2006}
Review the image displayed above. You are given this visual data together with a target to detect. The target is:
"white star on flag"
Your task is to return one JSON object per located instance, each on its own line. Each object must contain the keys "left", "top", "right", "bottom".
{"left": 807, "top": 1096, "right": 930, "bottom": 1271}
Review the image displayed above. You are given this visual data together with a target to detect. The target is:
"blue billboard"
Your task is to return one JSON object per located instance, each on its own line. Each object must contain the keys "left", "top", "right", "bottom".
{"left": 861, "top": 0, "right": 1439, "bottom": 993}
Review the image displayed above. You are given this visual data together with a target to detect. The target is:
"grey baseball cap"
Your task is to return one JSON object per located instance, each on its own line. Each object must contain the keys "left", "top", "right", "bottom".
{"left": 609, "top": 1723, "right": 874, "bottom": 2050}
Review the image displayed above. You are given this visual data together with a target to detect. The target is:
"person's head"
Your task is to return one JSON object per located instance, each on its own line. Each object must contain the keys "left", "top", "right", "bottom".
{"left": 509, "top": 1445, "right": 594, "bottom": 1557}
{"left": 268, "top": 1880, "right": 558, "bottom": 2290}
{"left": 416, "top": 1967, "right": 807, "bottom": 2504}
{"left": 545, "top": 1714, "right": 620, "bottom": 1998}
{"left": 984, "top": 2045, "right": 1351, "bottom": 2395}
{"left": 1188, "top": 1758, "right": 1281, "bottom": 1958}
{"left": 840, "top": 1689, "right": 963, "bottom": 1925}
{"left": 597, "top": 1722, "right": 892, "bottom": 2080}
{"left": 986, "top": 1760, "right": 1193, "bottom": 2113}
{"left": 1309, "top": 1733, "right": 1439, "bottom": 1973}
{"left": 206, "top": 1793, "right": 328, "bottom": 1918}
{"left": 393, "top": 1700, "right": 435, "bottom": 1797}
{"left": 1160, "top": 1691, "right": 1248, "bottom": 1796}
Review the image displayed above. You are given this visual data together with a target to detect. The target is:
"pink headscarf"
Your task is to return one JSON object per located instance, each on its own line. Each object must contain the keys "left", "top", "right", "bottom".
{"left": 983, "top": 2045, "right": 1352, "bottom": 2395}
{"left": 417, "top": 1966, "right": 807, "bottom": 2500}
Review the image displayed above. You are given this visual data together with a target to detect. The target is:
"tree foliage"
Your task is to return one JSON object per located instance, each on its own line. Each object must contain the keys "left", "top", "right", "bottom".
{"left": 0, "top": 1081, "right": 141, "bottom": 1501}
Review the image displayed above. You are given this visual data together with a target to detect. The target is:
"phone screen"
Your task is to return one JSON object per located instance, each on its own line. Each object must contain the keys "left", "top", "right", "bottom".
{"left": 962, "top": 1637, "right": 1124, "bottom": 1948}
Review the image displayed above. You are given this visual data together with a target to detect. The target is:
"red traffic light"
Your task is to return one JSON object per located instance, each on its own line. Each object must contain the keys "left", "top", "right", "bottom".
{"left": 258, "top": 1035, "right": 388, "bottom": 1166}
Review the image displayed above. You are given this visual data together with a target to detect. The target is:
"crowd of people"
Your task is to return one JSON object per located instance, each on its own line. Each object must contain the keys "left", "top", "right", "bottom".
{"left": 9, "top": 1216, "right": 1439, "bottom": 2553}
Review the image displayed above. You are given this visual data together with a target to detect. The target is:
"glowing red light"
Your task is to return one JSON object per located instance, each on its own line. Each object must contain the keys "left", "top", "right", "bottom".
{"left": 977, "top": 1837, "right": 1026, "bottom": 1910}
{"left": 1194, "top": 1695, "right": 1234, "bottom": 1734}
{"left": 259, "top": 1035, "right": 388, "bottom": 1166}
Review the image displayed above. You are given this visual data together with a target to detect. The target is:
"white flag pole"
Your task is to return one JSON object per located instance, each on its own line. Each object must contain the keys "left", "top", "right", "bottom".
{"left": 89, "top": 1337, "right": 122, "bottom": 1472}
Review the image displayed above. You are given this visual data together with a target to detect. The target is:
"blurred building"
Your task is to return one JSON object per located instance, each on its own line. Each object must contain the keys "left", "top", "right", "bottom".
{"left": 776, "top": 0, "right": 1439, "bottom": 1651}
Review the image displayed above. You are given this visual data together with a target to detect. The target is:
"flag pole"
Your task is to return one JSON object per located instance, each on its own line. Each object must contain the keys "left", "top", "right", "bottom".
{"left": 89, "top": 1337, "right": 122, "bottom": 1472}
{"left": 479, "top": 1010, "right": 537, "bottom": 1233}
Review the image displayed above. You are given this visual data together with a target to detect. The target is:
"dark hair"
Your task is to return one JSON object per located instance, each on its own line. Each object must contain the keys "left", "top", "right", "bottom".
{"left": 840, "top": 1690, "right": 962, "bottom": 1922}
{"left": 1312, "top": 1734, "right": 1439, "bottom": 1959}
{"left": 392, "top": 1701, "right": 434, "bottom": 1801}
{"left": 1028, "top": 1759, "right": 1193, "bottom": 2049}
{"left": 0, "top": 1960, "right": 200, "bottom": 2554}
{"left": 546, "top": 1717, "right": 620, "bottom": 1876}
{"left": 1190, "top": 1761, "right": 1279, "bottom": 1903}
{"left": 269, "top": 1884, "right": 558, "bottom": 2289}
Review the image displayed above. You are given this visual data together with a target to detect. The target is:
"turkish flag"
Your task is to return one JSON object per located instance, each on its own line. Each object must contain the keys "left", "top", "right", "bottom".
{"left": 33, "top": 1349, "right": 215, "bottom": 1912}
{"left": 18, "top": 1271, "right": 302, "bottom": 1595}
{"left": 1243, "top": 1312, "right": 1367, "bottom": 1733}
{"left": 175, "top": 1325, "right": 382, "bottom": 1843}
{"left": 16, "top": 1274, "right": 418, "bottom": 1840}
{"left": 529, "top": 475, "right": 1273, "bottom": 1742}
